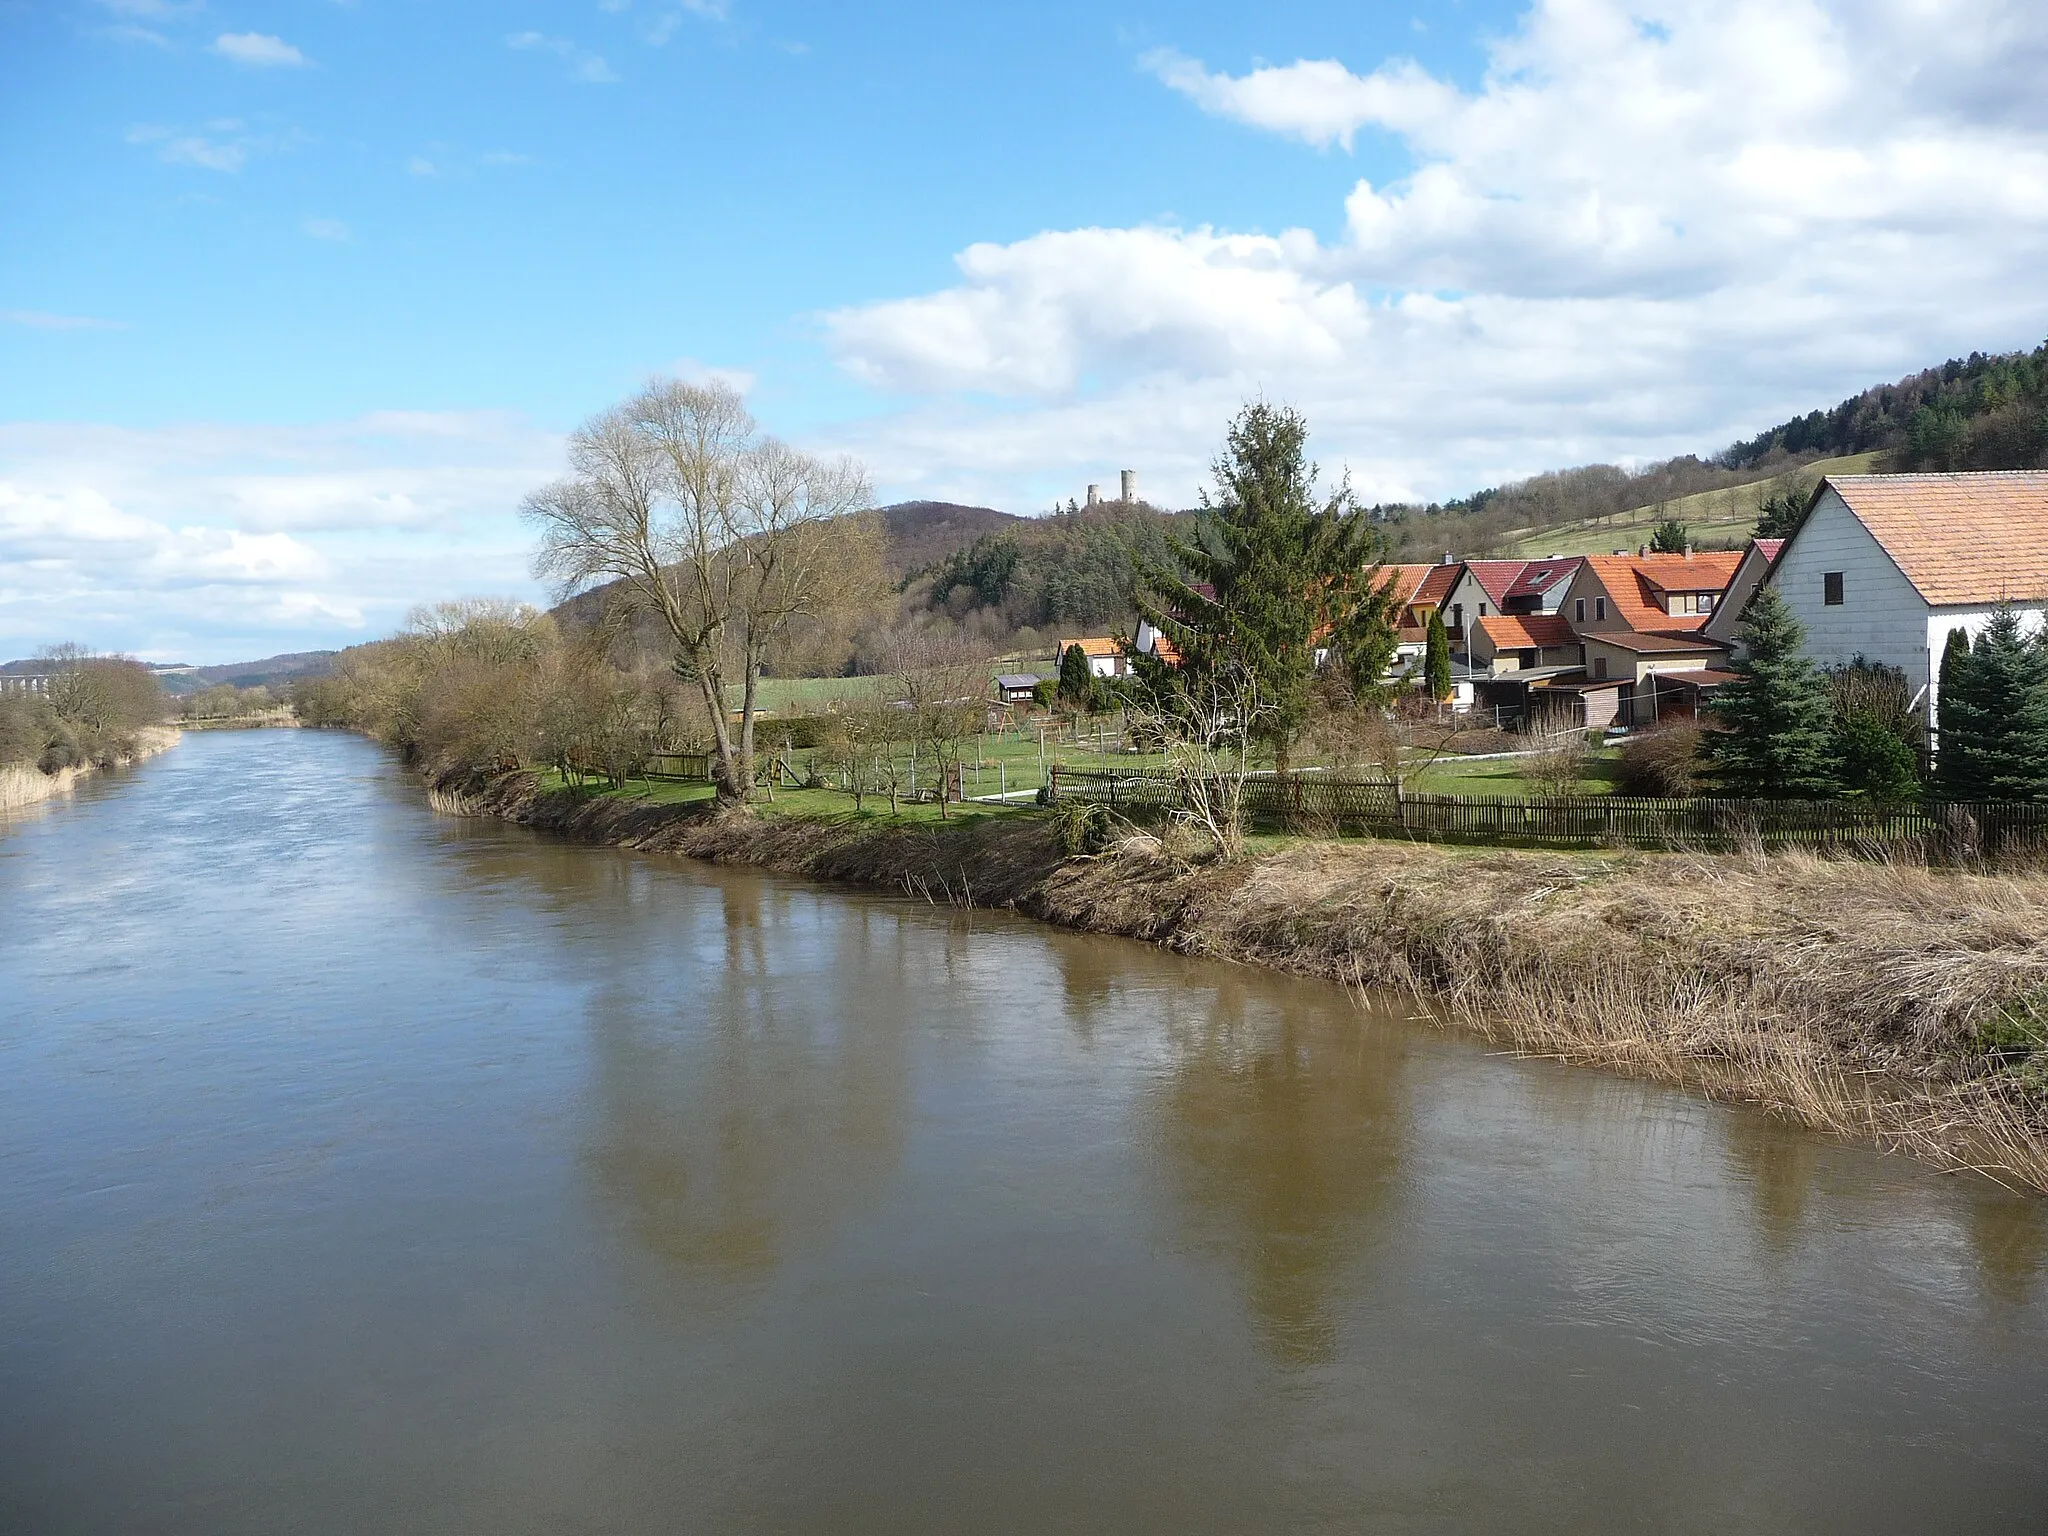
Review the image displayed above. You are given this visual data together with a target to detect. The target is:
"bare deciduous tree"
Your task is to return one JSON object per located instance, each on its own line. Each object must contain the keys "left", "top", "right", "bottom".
{"left": 523, "top": 378, "right": 876, "bottom": 806}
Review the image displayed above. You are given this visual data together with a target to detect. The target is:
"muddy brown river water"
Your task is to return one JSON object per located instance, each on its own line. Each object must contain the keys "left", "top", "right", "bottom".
{"left": 4, "top": 728, "right": 2047, "bottom": 1533}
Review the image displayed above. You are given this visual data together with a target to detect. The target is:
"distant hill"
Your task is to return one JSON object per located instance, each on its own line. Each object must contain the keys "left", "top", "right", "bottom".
{"left": 875, "top": 500, "right": 1027, "bottom": 579}
{"left": 163, "top": 651, "right": 338, "bottom": 695}
{"left": 1723, "top": 340, "right": 2048, "bottom": 471}
{"left": 1379, "top": 339, "right": 2048, "bottom": 561}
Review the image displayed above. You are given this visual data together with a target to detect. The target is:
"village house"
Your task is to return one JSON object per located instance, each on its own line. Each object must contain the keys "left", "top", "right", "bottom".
{"left": 1500, "top": 556, "right": 1586, "bottom": 615}
{"left": 1061, "top": 636, "right": 1130, "bottom": 679}
{"left": 1699, "top": 538, "right": 1785, "bottom": 651}
{"left": 1559, "top": 552, "right": 1742, "bottom": 722}
{"left": 1469, "top": 613, "right": 1583, "bottom": 675}
{"left": 1439, "top": 560, "right": 1529, "bottom": 642}
{"left": 1760, "top": 472, "right": 2048, "bottom": 729}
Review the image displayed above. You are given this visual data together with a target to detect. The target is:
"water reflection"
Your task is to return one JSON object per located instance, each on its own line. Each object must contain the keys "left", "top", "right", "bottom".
{"left": 1722, "top": 1108, "right": 1820, "bottom": 1254}
{"left": 581, "top": 873, "right": 914, "bottom": 1298}
{"left": 1146, "top": 977, "right": 1409, "bottom": 1366}
{"left": 1965, "top": 1187, "right": 2048, "bottom": 1308}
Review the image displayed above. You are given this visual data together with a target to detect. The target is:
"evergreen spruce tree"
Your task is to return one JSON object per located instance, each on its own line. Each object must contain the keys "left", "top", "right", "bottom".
{"left": 1833, "top": 712, "right": 1919, "bottom": 802}
{"left": 1424, "top": 610, "right": 1453, "bottom": 702}
{"left": 1057, "top": 641, "right": 1097, "bottom": 714}
{"left": 1955, "top": 605, "right": 2048, "bottom": 801}
{"left": 1136, "top": 402, "right": 1398, "bottom": 765}
{"left": 1701, "top": 586, "right": 1840, "bottom": 797}
{"left": 1650, "top": 518, "right": 1689, "bottom": 553}
{"left": 1934, "top": 627, "right": 1990, "bottom": 799}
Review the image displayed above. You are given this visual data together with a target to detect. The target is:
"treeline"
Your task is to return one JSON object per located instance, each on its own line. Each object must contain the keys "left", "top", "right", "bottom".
{"left": 293, "top": 601, "right": 702, "bottom": 787}
{"left": 1367, "top": 455, "right": 1810, "bottom": 561}
{"left": 0, "top": 647, "right": 164, "bottom": 774}
{"left": 1723, "top": 340, "right": 2048, "bottom": 472}
{"left": 913, "top": 499, "right": 1190, "bottom": 648}
{"left": 180, "top": 683, "right": 283, "bottom": 721}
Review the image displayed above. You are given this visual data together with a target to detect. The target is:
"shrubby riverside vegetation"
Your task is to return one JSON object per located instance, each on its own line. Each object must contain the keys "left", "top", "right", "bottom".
{"left": 0, "top": 648, "right": 164, "bottom": 774}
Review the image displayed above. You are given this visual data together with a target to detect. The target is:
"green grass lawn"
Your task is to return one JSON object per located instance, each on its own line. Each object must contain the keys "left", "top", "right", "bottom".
{"left": 1401, "top": 745, "right": 1621, "bottom": 798}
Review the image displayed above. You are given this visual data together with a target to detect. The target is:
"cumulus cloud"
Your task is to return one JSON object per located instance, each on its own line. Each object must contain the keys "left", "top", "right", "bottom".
{"left": 506, "top": 32, "right": 618, "bottom": 84}
{"left": 0, "top": 414, "right": 562, "bottom": 662}
{"left": 210, "top": 32, "right": 310, "bottom": 68}
{"left": 825, "top": 0, "right": 2048, "bottom": 507}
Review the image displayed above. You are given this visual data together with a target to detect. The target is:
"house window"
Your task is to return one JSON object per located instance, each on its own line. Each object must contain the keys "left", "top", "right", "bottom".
{"left": 1574, "top": 598, "right": 1585, "bottom": 622}
{"left": 1451, "top": 603, "right": 1463, "bottom": 631}
{"left": 1701, "top": 593, "right": 1715, "bottom": 612}
{"left": 1824, "top": 572, "right": 1844, "bottom": 606}
{"left": 1479, "top": 602, "right": 1488, "bottom": 617}
{"left": 1594, "top": 597, "right": 1607, "bottom": 622}
{"left": 1592, "top": 655, "right": 1608, "bottom": 680}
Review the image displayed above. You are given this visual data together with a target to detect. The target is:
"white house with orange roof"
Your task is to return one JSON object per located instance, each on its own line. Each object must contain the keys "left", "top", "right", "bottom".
{"left": 1760, "top": 472, "right": 2048, "bottom": 727}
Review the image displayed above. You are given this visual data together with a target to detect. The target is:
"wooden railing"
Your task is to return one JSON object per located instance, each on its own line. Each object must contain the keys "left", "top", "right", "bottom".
{"left": 1047, "top": 767, "right": 2048, "bottom": 852}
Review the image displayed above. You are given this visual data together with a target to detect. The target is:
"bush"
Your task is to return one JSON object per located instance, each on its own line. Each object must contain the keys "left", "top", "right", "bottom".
{"left": 1617, "top": 723, "right": 1705, "bottom": 797}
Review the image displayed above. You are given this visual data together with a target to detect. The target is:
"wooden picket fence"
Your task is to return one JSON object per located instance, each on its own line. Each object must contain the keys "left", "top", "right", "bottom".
{"left": 1046, "top": 766, "right": 2048, "bottom": 852}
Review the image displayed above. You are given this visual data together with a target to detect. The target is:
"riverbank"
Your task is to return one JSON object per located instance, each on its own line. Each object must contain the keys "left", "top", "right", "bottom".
{"left": 466, "top": 769, "right": 2048, "bottom": 1192}
{"left": 0, "top": 726, "right": 182, "bottom": 816}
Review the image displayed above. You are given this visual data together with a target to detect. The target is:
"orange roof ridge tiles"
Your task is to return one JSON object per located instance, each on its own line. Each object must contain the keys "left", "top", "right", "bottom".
{"left": 1822, "top": 473, "right": 2048, "bottom": 606}
{"left": 1477, "top": 613, "right": 1576, "bottom": 649}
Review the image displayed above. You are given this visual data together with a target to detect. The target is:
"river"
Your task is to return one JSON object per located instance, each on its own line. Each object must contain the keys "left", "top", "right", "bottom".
{"left": 3, "top": 729, "right": 2046, "bottom": 1533}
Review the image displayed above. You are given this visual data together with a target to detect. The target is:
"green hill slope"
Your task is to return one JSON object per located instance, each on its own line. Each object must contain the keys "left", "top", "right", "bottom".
{"left": 1501, "top": 452, "right": 1880, "bottom": 556}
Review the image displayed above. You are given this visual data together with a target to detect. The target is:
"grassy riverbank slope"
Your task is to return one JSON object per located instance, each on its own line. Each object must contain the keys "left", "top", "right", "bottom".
{"left": 463, "top": 770, "right": 2048, "bottom": 1193}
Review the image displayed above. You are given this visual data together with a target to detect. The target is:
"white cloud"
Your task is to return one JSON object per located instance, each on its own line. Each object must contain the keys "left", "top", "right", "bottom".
{"left": 407, "top": 155, "right": 437, "bottom": 176}
{"left": 128, "top": 122, "right": 252, "bottom": 173}
{"left": 210, "top": 32, "right": 310, "bottom": 68}
{"left": 824, "top": 0, "right": 2048, "bottom": 507}
{"left": 506, "top": 31, "right": 618, "bottom": 84}
{"left": 0, "top": 414, "right": 563, "bottom": 662}
{"left": 3, "top": 311, "right": 124, "bottom": 331}
{"left": 1141, "top": 49, "right": 1456, "bottom": 152}
{"left": 301, "top": 217, "right": 350, "bottom": 242}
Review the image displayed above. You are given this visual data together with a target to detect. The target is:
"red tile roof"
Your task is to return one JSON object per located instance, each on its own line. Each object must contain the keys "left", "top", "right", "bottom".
{"left": 1504, "top": 556, "right": 1584, "bottom": 602}
{"left": 1374, "top": 564, "right": 1438, "bottom": 604}
{"left": 1753, "top": 538, "right": 1784, "bottom": 561}
{"left": 1477, "top": 614, "right": 1578, "bottom": 650}
{"left": 1579, "top": 552, "right": 1744, "bottom": 633}
{"left": 1461, "top": 559, "right": 1529, "bottom": 605}
{"left": 1413, "top": 563, "right": 1463, "bottom": 604}
{"left": 1824, "top": 473, "right": 2048, "bottom": 605}
{"left": 1066, "top": 636, "right": 1122, "bottom": 657}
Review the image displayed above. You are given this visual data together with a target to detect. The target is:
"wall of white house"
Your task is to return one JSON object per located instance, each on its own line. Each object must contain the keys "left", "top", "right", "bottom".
{"left": 1767, "top": 486, "right": 1933, "bottom": 691}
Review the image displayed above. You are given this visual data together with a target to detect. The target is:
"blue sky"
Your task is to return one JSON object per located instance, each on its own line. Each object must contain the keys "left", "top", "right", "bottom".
{"left": 4, "top": 0, "right": 2047, "bottom": 661}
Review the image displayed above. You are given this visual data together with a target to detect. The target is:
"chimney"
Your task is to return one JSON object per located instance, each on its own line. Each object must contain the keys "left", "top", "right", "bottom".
{"left": 1683, "top": 543, "right": 1694, "bottom": 557}
{"left": 1120, "top": 469, "right": 1136, "bottom": 504}
{"left": 1639, "top": 544, "right": 1649, "bottom": 558}
{"left": 1086, "top": 483, "right": 1101, "bottom": 507}
{"left": 1444, "top": 550, "right": 1455, "bottom": 565}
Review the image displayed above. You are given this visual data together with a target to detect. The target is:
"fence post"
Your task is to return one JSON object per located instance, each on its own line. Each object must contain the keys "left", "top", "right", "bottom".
{"left": 1049, "top": 763, "right": 1061, "bottom": 804}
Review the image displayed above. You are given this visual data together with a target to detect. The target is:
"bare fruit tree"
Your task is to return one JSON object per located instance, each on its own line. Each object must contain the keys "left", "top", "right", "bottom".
{"left": 524, "top": 378, "right": 877, "bottom": 806}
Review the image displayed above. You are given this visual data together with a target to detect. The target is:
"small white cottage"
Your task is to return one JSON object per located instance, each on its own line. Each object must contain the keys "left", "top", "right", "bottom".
{"left": 1763, "top": 472, "right": 2048, "bottom": 727}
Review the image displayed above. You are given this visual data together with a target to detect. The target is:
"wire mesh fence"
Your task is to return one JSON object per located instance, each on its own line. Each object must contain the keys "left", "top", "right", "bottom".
{"left": 1047, "top": 766, "right": 2048, "bottom": 852}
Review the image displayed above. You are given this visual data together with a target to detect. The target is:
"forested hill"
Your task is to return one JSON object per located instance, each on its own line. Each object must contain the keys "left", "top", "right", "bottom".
{"left": 1721, "top": 340, "right": 2048, "bottom": 472}
{"left": 875, "top": 501, "right": 1025, "bottom": 579}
